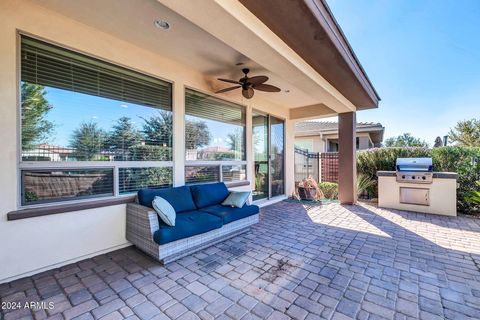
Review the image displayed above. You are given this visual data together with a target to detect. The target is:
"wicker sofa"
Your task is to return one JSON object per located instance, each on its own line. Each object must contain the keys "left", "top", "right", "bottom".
{"left": 126, "top": 182, "right": 259, "bottom": 264}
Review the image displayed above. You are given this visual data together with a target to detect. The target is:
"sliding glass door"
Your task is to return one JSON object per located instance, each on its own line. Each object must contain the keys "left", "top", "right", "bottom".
{"left": 252, "top": 112, "right": 269, "bottom": 200}
{"left": 252, "top": 112, "right": 285, "bottom": 200}
{"left": 270, "top": 116, "right": 285, "bottom": 197}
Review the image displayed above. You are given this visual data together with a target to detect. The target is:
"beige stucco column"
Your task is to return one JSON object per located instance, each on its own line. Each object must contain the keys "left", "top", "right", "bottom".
{"left": 338, "top": 112, "right": 357, "bottom": 204}
{"left": 284, "top": 118, "right": 295, "bottom": 198}
{"left": 245, "top": 104, "right": 253, "bottom": 192}
{"left": 173, "top": 81, "right": 185, "bottom": 186}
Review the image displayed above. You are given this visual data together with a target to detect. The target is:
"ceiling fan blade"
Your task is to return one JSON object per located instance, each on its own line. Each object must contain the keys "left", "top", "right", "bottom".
{"left": 248, "top": 75, "right": 268, "bottom": 85}
{"left": 252, "top": 83, "right": 281, "bottom": 92}
{"left": 215, "top": 86, "right": 241, "bottom": 94}
{"left": 242, "top": 87, "right": 254, "bottom": 99}
{"left": 218, "top": 78, "right": 242, "bottom": 85}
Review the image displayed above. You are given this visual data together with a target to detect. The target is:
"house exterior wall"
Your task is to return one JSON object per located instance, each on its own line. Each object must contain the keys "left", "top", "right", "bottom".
{"left": 0, "top": 0, "right": 293, "bottom": 282}
{"left": 358, "top": 136, "right": 371, "bottom": 150}
{"left": 295, "top": 131, "right": 374, "bottom": 153}
{"left": 294, "top": 136, "right": 324, "bottom": 153}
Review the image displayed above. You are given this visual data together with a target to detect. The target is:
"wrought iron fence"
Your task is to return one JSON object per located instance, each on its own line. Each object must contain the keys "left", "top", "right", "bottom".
{"left": 294, "top": 147, "right": 319, "bottom": 182}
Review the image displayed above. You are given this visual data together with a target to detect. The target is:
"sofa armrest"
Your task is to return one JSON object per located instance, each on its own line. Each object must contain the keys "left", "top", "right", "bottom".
{"left": 126, "top": 203, "right": 159, "bottom": 239}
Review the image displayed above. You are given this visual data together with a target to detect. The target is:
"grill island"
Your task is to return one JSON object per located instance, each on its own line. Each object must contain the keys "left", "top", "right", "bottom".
{"left": 377, "top": 158, "right": 457, "bottom": 216}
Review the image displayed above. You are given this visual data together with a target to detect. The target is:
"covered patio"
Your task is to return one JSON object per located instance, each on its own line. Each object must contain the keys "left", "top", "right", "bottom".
{"left": 2, "top": 202, "right": 480, "bottom": 319}
{"left": 0, "top": 0, "right": 379, "bottom": 284}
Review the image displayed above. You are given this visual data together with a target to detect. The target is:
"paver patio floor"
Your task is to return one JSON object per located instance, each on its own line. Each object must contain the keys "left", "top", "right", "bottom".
{"left": 2, "top": 201, "right": 480, "bottom": 320}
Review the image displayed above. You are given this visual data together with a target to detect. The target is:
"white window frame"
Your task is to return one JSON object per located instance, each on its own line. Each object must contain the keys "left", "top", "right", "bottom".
{"left": 184, "top": 88, "right": 247, "bottom": 184}
{"left": 17, "top": 33, "right": 174, "bottom": 208}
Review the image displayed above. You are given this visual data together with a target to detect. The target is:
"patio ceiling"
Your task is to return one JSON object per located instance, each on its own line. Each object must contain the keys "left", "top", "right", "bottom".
{"left": 33, "top": 0, "right": 374, "bottom": 117}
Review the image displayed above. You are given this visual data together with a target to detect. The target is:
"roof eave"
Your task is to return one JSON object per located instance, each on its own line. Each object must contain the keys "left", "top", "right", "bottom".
{"left": 313, "top": 0, "right": 381, "bottom": 105}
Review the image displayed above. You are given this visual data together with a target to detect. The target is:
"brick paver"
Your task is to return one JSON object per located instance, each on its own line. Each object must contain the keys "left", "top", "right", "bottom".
{"left": 1, "top": 202, "right": 480, "bottom": 319}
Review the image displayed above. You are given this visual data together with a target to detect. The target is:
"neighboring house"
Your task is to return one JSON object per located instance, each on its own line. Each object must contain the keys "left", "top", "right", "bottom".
{"left": 186, "top": 146, "right": 235, "bottom": 161}
{"left": 22, "top": 144, "right": 74, "bottom": 161}
{"left": 295, "top": 121, "right": 385, "bottom": 152}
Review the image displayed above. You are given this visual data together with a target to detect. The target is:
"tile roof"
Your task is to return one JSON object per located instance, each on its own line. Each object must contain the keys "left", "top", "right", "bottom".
{"left": 295, "top": 121, "right": 384, "bottom": 133}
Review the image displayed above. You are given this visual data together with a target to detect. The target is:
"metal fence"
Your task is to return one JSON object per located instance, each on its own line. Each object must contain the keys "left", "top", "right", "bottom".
{"left": 294, "top": 147, "right": 319, "bottom": 182}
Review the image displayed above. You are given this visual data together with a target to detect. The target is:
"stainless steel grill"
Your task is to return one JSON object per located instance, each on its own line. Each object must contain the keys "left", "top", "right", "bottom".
{"left": 396, "top": 157, "right": 433, "bottom": 184}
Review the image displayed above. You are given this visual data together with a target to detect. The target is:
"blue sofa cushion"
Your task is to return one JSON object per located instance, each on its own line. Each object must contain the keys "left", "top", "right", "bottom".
{"left": 153, "top": 211, "right": 223, "bottom": 245}
{"left": 200, "top": 204, "right": 259, "bottom": 224}
{"left": 138, "top": 186, "right": 196, "bottom": 213}
{"left": 190, "top": 182, "right": 230, "bottom": 208}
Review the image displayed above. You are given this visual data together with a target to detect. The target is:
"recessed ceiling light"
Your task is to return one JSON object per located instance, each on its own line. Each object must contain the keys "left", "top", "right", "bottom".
{"left": 154, "top": 19, "right": 170, "bottom": 30}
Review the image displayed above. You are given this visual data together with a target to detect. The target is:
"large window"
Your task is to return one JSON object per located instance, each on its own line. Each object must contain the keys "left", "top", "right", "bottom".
{"left": 184, "top": 89, "right": 246, "bottom": 184}
{"left": 19, "top": 36, "right": 173, "bottom": 206}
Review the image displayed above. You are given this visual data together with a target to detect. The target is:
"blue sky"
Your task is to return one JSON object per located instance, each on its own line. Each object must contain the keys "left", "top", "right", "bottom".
{"left": 326, "top": 0, "right": 480, "bottom": 145}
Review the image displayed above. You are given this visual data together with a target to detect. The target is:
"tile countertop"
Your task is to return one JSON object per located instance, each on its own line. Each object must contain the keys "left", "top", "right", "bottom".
{"left": 376, "top": 171, "right": 458, "bottom": 179}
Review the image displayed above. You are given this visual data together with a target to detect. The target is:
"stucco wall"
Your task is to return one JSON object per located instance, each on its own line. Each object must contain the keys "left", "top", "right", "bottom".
{"left": 378, "top": 176, "right": 457, "bottom": 216}
{"left": 295, "top": 136, "right": 324, "bottom": 153}
{"left": 295, "top": 132, "right": 373, "bottom": 153}
{"left": 0, "top": 0, "right": 294, "bottom": 282}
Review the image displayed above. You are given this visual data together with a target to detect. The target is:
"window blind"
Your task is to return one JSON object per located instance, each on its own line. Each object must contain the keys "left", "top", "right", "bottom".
{"left": 185, "top": 166, "right": 220, "bottom": 184}
{"left": 119, "top": 167, "right": 173, "bottom": 194}
{"left": 21, "top": 169, "right": 114, "bottom": 205}
{"left": 185, "top": 89, "right": 245, "bottom": 125}
{"left": 21, "top": 36, "right": 172, "bottom": 110}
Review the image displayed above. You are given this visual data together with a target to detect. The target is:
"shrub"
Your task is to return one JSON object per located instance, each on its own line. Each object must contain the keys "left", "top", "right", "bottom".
{"left": 318, "top": 182, "right": 338, "bottom": 199}
{"left": 128, "top": 145, "right": 172, "bottom": 161}
{"left": 356, "top": 146, "right": 480, "bottom": 214}
{"left": 357, "top": 174, "right": 376, "bottom": 198}
{"left": 465, "top": 181, "right": 480, "bottom": 210}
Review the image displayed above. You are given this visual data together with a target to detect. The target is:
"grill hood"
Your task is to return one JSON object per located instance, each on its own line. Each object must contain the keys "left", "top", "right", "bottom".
{"left": 396, "top": 158, "right": 433, "bottom": 173}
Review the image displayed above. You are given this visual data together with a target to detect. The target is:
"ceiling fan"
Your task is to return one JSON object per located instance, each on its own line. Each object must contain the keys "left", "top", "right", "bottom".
{"left": 215, "top": 68, "right": 281, "bottom": 99}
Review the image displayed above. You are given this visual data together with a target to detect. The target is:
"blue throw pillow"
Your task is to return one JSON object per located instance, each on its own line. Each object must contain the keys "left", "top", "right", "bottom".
{"left": 152, "top": 196, "right": 176, "bottom": 226}
{"left": 190, "top": 182, "right": 230, "bottom": 208}
{"left": 138, "top": 186, "right": 196, "bottom": 212}
{"left": 222, "top": 191, "right": 251, "bottom": 208}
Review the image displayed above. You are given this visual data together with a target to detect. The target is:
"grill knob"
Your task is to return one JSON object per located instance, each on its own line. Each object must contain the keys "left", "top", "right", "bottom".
{"left": 422, "top": 176, "right": 426, "bottom": 180}
{"left": 402, "top": 175, "right": 405, "bottom": 179}
{"left": 412, "top": 176, "right": 415, "bottom": 179}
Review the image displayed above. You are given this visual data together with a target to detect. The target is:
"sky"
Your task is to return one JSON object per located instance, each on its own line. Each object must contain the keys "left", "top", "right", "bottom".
{"left": 325, "top": 0, "right": 480, "bottom": 146}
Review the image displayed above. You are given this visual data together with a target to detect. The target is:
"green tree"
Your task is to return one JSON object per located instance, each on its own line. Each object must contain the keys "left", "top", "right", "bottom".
{"left": 433, "top": 136, "right": 443, "bottom": 148}
{"left": 21, "top": 83, "right": 55, "bottom": 149}
{"left": 106, "top": 117, "right": 143, "bottom": 160}
{"left": 448, "top": 119, "right": 480, "bottom": 147}
{"left": 142, "top": 111, "right": 173, "bottom": 146}
{"left": 185, "top": 119, "right": 210, "bottom": 149}
{"left": 226, "top": 129, "right": 244, "bottom": 158}
{"left": 142, "top": 111, "right": 211, "bottom": 149}
{"left": 70, "top": 122, "right": 107, "bottom": 160}
{"left": 384, "top": 133, "right": 428, "bottom": 148}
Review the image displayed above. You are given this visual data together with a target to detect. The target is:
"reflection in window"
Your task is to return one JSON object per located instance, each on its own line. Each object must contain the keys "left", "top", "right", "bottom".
{"left": 21, "top": 169, "right": 114, "bottom": 205}
{"left": 185, "top": 166, "right": 220, "bottom": 185}
{"left": 185, "top": 89, "right": 245, "bottom": 161}
{"left": 20, "top": 36, "right": 172, "bottom": 162}
{"left": 119, "top": 167, "right": 173, "bottom": 194}
{"left": 222, "top": 165, "right": 247, "bottom": 183}
{"left": 19, "top": 36, "right": 173, "bottom": 205}
{"left": 271, "top": 117, "right": 285, "bottom": 197}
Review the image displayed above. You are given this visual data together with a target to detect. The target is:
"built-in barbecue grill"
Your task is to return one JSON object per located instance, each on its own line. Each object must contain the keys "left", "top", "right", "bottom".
{"left": 396, "top": 157, "right": 433, "bottom": 184}
{"left": 378, "top": 157, "right": 457, "bottom": 216}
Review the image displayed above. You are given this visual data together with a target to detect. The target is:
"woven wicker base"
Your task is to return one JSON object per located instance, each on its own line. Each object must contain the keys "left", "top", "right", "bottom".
{"left": 160, "top": 227, "right": 250, "bottom": 264}
{"left": 126, "top": 203, "right": 259, "bottom": 264}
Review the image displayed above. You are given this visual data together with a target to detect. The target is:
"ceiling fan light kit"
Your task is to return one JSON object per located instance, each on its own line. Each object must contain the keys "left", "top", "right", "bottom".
{"left": 215, "top": 68, "right": 281, "bottom": 99}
